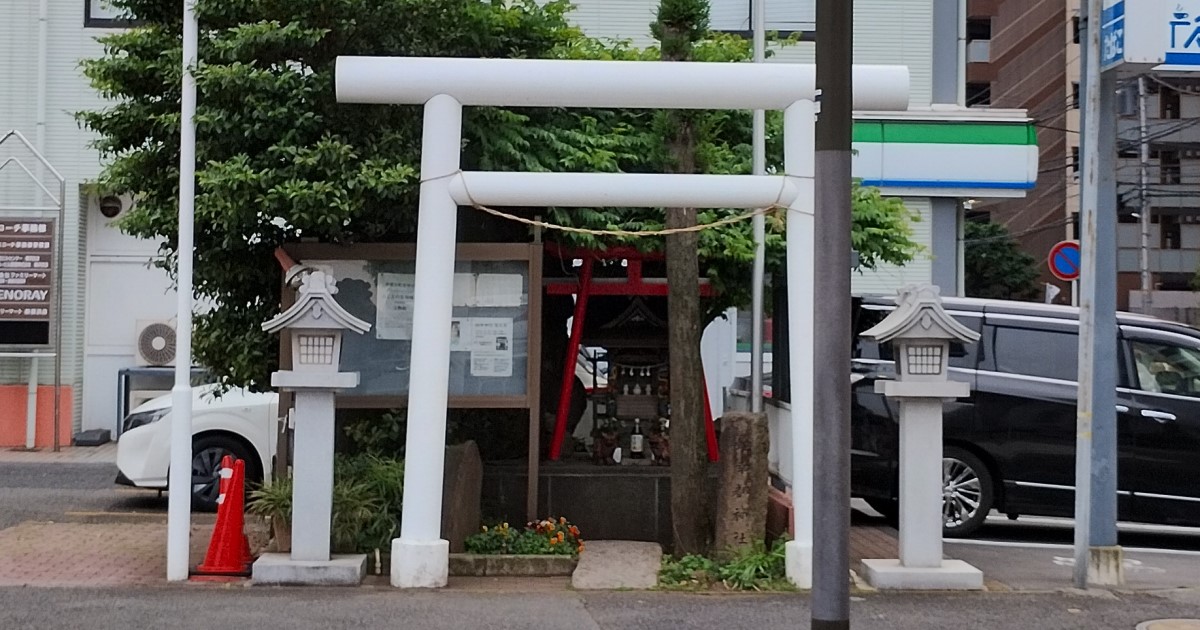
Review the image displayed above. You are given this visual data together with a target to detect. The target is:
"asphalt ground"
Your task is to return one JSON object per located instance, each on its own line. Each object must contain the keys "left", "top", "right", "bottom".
{"left": 1, "top": 585, "right": 1199, "bottom": 630}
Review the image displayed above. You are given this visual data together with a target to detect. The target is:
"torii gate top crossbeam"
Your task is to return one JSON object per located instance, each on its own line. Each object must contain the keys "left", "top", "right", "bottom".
{"left": 336, "top": 57, "right": 909, "bottom": 111}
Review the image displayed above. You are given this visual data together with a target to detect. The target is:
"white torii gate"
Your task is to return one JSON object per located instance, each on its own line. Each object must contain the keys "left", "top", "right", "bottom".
{"left": 335, "top": 56, "right": 909, "bottom": 589}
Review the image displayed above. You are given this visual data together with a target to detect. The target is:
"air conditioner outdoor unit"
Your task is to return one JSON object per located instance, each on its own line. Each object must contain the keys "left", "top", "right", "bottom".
{"left": 134, "top": 319, "right": 177, "bottom": 367}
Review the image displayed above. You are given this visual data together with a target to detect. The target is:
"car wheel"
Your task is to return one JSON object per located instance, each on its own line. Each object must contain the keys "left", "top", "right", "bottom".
{"left": 191, "top": 435, "right": 256, "bottom": 512}
{"left": 942, "top": 446, "right": 994, "bottom": 538}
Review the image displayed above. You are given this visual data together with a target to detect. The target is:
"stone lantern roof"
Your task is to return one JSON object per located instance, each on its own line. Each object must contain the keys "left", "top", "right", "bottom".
{"left": 262, "top": 270, "right": 371, "bottom": 335}
{"left": 861, "top": 284, "right": 979, "bottom": 345}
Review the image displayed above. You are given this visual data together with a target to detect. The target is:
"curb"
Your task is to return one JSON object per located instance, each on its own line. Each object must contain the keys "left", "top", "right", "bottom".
{"left": 64, "top": 511, "right": 218, "bottom": 525}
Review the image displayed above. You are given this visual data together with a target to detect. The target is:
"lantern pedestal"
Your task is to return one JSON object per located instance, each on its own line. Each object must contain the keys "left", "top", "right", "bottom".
{"left": 862, "top": 383, "right": 983, "bottom": 591}
{"left": 252, "top": 374, "right": 366, "bottom": 586}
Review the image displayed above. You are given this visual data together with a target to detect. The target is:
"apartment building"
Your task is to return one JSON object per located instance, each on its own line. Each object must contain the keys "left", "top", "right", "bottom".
{"left": 967, "top": 0, "right": 1200, "bottom": 309}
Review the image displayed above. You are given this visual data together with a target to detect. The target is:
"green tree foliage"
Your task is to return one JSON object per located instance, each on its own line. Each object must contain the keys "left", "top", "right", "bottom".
{"left": 963, "top": 220, "right": 1041, "bottom": 300}
{"left": 80, "top": 0, "right": 920, "bottom": 389}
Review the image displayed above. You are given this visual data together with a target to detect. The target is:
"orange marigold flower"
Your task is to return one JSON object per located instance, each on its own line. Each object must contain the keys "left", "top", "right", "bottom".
{"left": 559, "top": 516, "right": 567, "bottom": 524}
{"left": 549, "top": 538, "right": 557, "bottom": 546}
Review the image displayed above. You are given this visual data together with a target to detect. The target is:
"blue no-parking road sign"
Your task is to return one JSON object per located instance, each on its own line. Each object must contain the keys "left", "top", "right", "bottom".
{"left": 1048, "top": 240, "right": 1081, "bottom": 282}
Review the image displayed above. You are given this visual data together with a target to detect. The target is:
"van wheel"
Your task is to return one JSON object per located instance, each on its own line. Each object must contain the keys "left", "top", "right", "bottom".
{"left": 942, "top": 447, "right": 994, "bottom": 538}
{"left": 191, "top": 436, "right": 257, "bottom": 512}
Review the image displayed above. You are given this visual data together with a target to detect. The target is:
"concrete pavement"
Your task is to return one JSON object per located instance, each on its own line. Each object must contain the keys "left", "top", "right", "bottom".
{"left": 1, "top": 585, "right": 1199, "bottom": 630}
{"left": 0, "top": 442, "right": 117, "bottom": 464}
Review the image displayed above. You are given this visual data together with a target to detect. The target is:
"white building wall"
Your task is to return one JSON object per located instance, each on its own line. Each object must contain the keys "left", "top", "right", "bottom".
{"left": 850, "top": 197, "right": 934, "bottom": 295}
{"left": 0, "top": 1, "right": 173, "bottom": 435}
{"left": 563, "top": 0, "right": 934, "bottom": 108}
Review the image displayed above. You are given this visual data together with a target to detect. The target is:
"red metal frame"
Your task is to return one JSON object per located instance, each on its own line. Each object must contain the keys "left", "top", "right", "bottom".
{"left": 546, "top": 245, "right": 718, "bottom": 462}
{"left": 548, "top": 256, "right": 594, "bottom": 461}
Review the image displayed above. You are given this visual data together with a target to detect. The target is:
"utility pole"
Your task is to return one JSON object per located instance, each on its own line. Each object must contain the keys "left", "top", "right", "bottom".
{"left": 812, "top": 0, "right": 852, "bottom": 627}
{"left": 167, "top": 0, "right": 198, "bottom": 582}
{"left": 1074, "top": 0, "right": 1123, "bottom": 589}
{"left": 749, "top": 0, "right": 766, "bottom": 413}
{"left": 1138, "top": 75, "right": 1152, "bottom": 297}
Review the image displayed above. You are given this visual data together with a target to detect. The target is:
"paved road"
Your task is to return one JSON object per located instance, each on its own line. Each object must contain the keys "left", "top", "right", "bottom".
{"left": 0, "top": 585, "right": 1198, "bottom": 630}
{"left": 972, "top": 513, "right": 1200, "bottom": 552}
{"left": 0, "top": 462, "right": 166, "bottom": 529}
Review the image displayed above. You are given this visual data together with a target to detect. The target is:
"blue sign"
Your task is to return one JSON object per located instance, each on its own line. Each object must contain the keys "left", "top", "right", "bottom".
{"left": 1048, "top": 241, "right": 1081, "bottom": 282}
{"left": 1165, "top": 6, "right": 1200, "bottom": 66}
{"left": 1101, "top": 1, "right": 1126, "bottom": 70}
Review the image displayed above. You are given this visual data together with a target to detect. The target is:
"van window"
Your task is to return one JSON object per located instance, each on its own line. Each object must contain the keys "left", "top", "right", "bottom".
{"left": 992, "top": 326, "right": 1078, "bottom": 381}
{"left": 1131, "top": 340, "right": 1200, "bottom": 397}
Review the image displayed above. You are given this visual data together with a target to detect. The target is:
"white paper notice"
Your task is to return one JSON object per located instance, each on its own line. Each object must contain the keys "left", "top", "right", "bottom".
{"left": 474, "top": 273, "right": 523, "bottom": 307}
{"left": 449, "top": 317, "right": 472, "bottom": 351}
{"left": 376, "top": 273, "right": 415, "bottom": 340}
{"left": 468, "top": 317, "right": 513, "bottom": 377}
{"left": 452, "top": 273, "right": 476, "bottom": 307}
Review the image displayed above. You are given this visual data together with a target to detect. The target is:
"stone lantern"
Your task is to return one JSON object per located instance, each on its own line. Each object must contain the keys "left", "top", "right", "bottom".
{"left": 254, "top": 270, "right": 370, "bottom": 585}
{"left": 859, "top": 284, "right": 984, "bottom": 590}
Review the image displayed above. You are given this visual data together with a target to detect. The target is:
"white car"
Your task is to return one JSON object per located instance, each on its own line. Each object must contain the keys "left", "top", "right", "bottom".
{"left": 116, "top": 384, "right": 279, "bottom": 511}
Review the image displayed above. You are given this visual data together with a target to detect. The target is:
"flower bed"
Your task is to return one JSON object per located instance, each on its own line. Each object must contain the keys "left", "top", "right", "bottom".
{"left": 448, "top": 517, "right": 583, "bottom": 577}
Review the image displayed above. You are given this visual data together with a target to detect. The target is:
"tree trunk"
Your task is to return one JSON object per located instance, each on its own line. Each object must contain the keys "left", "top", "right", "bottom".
{"left": 657, "top": 3, "right": 710, "bottom": 556}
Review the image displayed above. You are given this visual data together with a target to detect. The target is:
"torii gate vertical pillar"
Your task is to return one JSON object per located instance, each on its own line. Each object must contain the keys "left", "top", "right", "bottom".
{"left": 391, "top": 94, "right": 463, "bottom": 588}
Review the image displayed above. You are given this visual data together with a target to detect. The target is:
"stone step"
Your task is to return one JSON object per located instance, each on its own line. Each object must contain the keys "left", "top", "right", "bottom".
{"left": 571, "top": 540, "right": 661, "bottom": 590}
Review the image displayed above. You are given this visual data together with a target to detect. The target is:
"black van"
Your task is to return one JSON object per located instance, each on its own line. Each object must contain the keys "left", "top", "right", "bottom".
{"left": 851, "top": 296, "right": 1200, "bottom": 537}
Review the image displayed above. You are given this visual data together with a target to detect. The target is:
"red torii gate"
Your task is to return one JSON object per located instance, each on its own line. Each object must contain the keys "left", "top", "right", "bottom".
{"left": 544, "top": 243, "right": 719, "bottom": 462}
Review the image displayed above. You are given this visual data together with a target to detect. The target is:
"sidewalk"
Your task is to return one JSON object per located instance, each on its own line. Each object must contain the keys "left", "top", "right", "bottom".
{"left": 0, "top": 442, "right": 117, "bottom": 464}
{"left": 1, "top": 446, "right": 1197, "bottom": 594}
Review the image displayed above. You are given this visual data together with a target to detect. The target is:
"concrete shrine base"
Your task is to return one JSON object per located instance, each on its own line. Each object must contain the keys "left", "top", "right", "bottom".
{"left": 861, "top": 558, "right": 984, "bottom": 590}
{"left": 252, "top": 553, "right": 367, "bottom": 586}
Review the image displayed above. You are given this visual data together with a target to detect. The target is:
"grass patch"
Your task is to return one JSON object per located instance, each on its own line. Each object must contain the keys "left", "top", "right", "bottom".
{"left": 658, "top": 538, "right": 796, "bottom": 592}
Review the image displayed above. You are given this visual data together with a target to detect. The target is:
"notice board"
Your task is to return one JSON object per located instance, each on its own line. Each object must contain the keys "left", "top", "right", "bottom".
{"left": 282, "top": 243, "right": 542, "bottom": 410}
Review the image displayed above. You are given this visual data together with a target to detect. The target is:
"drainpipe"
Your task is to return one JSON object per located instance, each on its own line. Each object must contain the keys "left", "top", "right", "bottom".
{"left": 957, "top": 0, "right": 967, "bottom": 106}
{"left": 36, "top": 0, "right": 48, "bottom": 160}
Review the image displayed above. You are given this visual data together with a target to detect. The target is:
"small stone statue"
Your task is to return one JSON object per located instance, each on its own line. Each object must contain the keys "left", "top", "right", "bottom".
{"left": 592, "top": 421, "right": 620, "bottom": 465}
{"left": 649, "top": 420, "right": 670, "bottom": 466}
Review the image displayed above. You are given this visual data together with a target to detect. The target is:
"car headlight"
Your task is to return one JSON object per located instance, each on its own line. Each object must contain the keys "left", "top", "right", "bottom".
{"left": 123, "top": 408, "right": 169, "bottom": 433}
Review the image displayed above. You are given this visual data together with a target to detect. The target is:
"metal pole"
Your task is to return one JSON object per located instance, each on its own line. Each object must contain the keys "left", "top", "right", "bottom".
{"left": 749, "top": 0, "right": 767, "bottom": 413}
{"left": 1138, "top": 75, "right": 1152, "bottom": 296}
{"left": 1074, "top": 0, "right": 1102, "bottom": 589}
{"left": 1089, "top": 65, "right": 1123, "bottom": 585}
{"left": 813, "top": 0, "right": 852, "bottom": 626}
{"left": 25, "top": 357, "right": 38, "bottom": 450}
{"left": 167, "top": 0, "right": 198, "bottom": 582}
{"left": 53, "top": 181, "right": 63, "bottom": 452}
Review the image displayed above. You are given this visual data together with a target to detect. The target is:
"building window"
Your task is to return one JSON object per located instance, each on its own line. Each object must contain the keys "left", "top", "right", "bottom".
{"left": 1071, "top": 82, "right": 1080, "bottom": 108}
{"left": 1072, "top": 16, "right": 1081, "bottom": 44}
{"left": 966, "top": 18, "right": 992, "bottom": 41}
{"left": 1161, "top": 214, "right": 1182, "bottom": 250}
{"left": 966, "top": 82, "right": 991, "bottom": 107}
{"left": 1160, "top": 149, "right": 1182, "bottom": 184}
{"left": 85, "top": 0, "right": 137, "bottom": 27}
{"left": 1071, "top": 147, "right": 1080, "bottom": 173}
{"left": 1160, "top": 88, "right": 1181, "bottom": 119}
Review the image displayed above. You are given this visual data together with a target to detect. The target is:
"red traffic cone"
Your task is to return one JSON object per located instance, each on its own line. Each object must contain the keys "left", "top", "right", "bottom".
{"left": 194, "top": 457, "right": 252, "bottom": 577}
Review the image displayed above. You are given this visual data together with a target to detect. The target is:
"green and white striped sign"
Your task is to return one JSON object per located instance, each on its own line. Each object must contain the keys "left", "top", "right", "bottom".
{"left": 852, "top": 120, "right": 1038, "bottom": 194}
